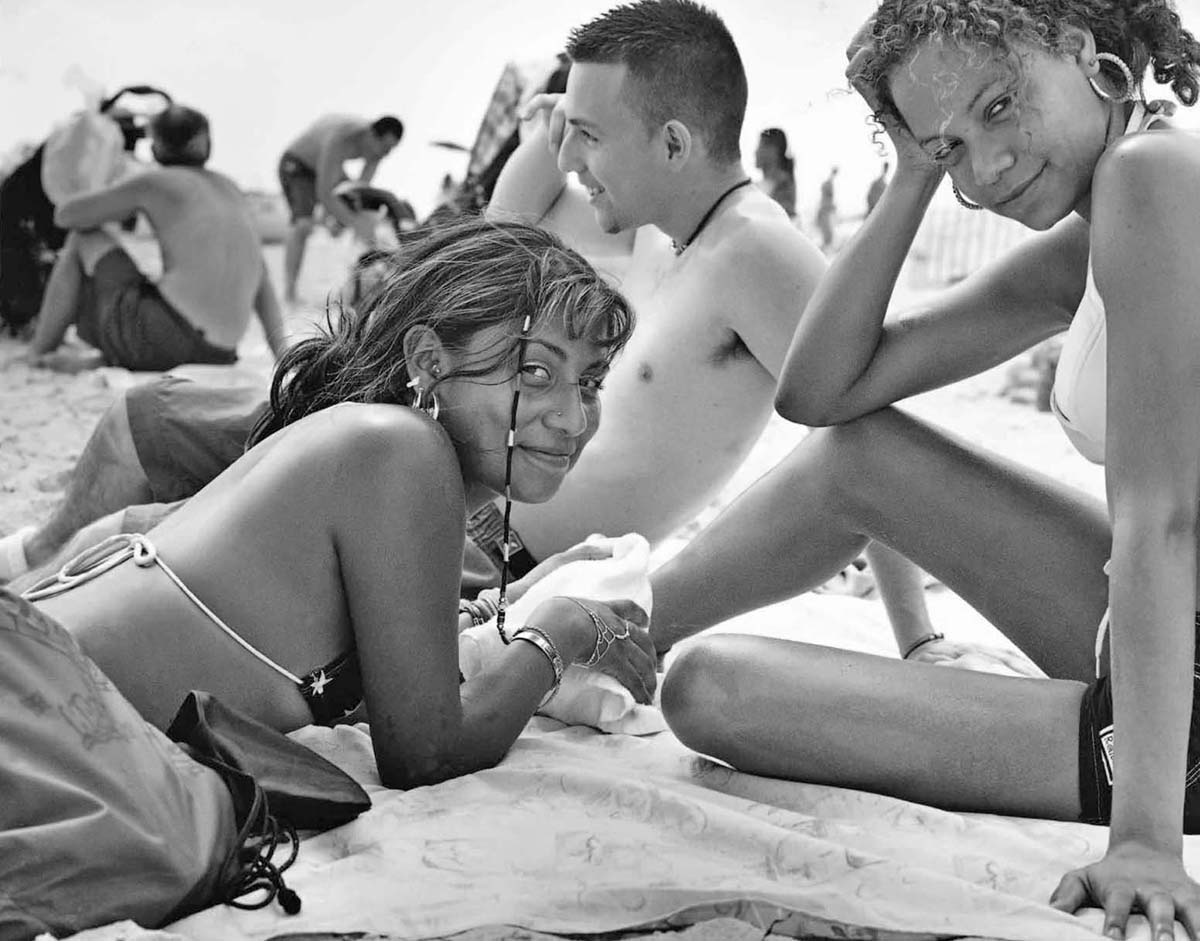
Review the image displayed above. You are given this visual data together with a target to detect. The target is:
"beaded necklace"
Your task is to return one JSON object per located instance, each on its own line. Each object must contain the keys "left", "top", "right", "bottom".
{"left": 495, "top": 312, "right": 534, "bottom": 644}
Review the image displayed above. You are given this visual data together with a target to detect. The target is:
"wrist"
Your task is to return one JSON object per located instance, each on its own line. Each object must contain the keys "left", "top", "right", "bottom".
{"left": 901, "top": 632, "right": 944, "bottom": 659}
{"left": 528, "top": 596, "right": 591, "bottom": 663}
{"left": 1109, "top": 814, "right": 1184, "bottom": 856}
{"left": 889, "top": 163, "right": 943, "bottom": 196}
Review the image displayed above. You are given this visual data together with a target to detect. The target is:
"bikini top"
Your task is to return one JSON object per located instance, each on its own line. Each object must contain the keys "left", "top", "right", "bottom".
{"left": 23, "top": 534, "right": 363, "bottom": 726}
{"left": 1049, "top": 101, "right": 1175, "bottom": 464}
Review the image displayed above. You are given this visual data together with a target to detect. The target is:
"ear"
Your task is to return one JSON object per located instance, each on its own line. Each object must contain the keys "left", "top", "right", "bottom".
{"left": 1062, "top": 24, "right": 1099, "bottom": 75}
{"left": 401, "top": 324, "right": 448, "bottom": 385}
{"left": 662, "top": 120, "right": 693, "bottom": 169}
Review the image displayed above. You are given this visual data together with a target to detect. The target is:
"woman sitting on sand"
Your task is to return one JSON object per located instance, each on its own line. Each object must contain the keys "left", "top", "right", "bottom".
{"left": 11, "top": 216, "right": 655, "bottom": 788}
{"left": 661, "top": 0, "right": 1200, "bottom": 933}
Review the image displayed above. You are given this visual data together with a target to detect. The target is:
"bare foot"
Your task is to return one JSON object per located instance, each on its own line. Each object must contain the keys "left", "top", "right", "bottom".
{"left": 30, "top": 349, "right": 105, "bottom": 374}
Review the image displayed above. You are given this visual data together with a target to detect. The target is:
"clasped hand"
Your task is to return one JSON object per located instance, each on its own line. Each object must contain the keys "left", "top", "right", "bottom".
{"left": 565, "top": 596, "right": 658, "bottom": 706}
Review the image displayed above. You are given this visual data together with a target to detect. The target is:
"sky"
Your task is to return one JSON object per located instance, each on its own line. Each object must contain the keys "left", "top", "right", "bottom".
{"left": 2, "top": 0, "right": 1199, "bottom": 219}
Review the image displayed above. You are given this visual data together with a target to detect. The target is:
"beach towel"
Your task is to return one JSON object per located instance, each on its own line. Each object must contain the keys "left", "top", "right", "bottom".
{"left": 52, "top": 591, "right": 1189, "bottom": 941}
{"left": 458, "top": 532, "right": 665, "bottom": 735}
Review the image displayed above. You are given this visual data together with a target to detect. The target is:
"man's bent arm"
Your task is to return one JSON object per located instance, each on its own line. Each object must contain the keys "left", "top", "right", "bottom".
{"left": 358, "top": 157, "right": 380, "bottom": 185}
{"left": 486, "top": 121, "right": 568, "bottom": 223}
{"left": 315, "top": 138, "right": 359, "bottom": 229}
{"left": 253, "top": 260, "right": 290, "bottom": 359}
{"left": 54, "top": 176, "right": 149, "bottom": 230}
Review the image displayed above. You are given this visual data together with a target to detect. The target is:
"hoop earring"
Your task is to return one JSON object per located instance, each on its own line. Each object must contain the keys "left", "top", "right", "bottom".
{"left": 1089, "top": 51, "right": 1139, "bottom": 103}
{"left": 952, "top": 181, "right": 984, "bottom": 211}
{"left": 405, "top": 376, "right": 441, "bottom": 421}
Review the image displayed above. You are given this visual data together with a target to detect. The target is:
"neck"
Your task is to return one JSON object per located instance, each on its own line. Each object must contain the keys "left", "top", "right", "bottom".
{"left": 461, "top": 473, "right": 499, "bottom": 514}
{"left": 1075, "top": 100, "right": 1137, "bottom": 222}
{"left": 658, "top": 165, "right": 751, "bottom": 247}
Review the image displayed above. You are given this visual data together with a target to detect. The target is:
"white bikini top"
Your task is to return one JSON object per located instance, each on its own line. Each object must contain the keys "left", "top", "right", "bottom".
{"left": 1050, "top": 101, "right": 1174, "bottom": 464}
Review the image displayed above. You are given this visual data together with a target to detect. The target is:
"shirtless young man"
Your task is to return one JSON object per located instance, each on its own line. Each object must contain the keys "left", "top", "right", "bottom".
{"left": 279, "top": 114, "right": 404, "bottom": 302}
{"left": 1, "top": 1, "right": 936, "bottom": 663}
{"left": 27, "top": 105, "right": 288, "bottom": 373}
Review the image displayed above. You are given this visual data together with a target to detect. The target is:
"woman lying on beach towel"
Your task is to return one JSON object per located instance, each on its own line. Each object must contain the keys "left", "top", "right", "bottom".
{"left": 13, "top": 215, "right": 653, "bottom": 783}
{"left": 660, "top": 0, "right": 1200, "bottom": 935}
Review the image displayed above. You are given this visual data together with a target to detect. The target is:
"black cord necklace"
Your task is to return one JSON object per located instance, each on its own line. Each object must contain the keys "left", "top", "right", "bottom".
{"left": 671, "top": 178, "right": 754, "bottom": 255}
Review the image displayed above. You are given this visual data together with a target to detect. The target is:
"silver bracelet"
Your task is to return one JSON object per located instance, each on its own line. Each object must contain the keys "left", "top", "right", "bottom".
{"left": 564, "top": 597, "right": 629, "bottom": 667}
{"left": 513, "top": 626, "right": 564, "bottom": 707}
{"left": 902, "top": 631, "right": 945, "bottom": 660}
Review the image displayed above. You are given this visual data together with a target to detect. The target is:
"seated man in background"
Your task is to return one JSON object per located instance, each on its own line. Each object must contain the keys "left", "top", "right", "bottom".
{"left": 27, "top": 105, "right": 289, "bottom": 374}
{"left": 279, "top": 114, "right": 404, "bottom": 302}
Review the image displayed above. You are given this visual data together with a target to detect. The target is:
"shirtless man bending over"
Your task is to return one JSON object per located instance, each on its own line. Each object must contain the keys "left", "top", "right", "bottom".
{"left": 27, "top": 105, "right": 288, "bottom": 373}
{"left": 279, "top": 114, "right": 404, "bottom": 302}
{"left": 2, "top": 1, "right": 934, "bottom": 662}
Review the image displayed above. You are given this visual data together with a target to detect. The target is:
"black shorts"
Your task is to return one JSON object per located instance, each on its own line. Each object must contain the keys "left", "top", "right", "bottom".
{"left": 77, "top": 250, "right": 236, "bottom": 372}
{"left": 277, "top": 153, "right": 317, "bottom": 223}
{"left": 1078, "top": 613, "right": 1200, "bottom": 832}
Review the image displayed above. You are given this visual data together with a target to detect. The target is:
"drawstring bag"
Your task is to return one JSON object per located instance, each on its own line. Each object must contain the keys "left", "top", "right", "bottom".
{"left": 167, "top": 691, "right": 372, "bottom": 834}
{"left": 0, "top": 590, "right": 370, "bottom": 939}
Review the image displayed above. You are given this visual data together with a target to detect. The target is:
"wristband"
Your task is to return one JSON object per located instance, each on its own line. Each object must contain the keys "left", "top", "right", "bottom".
{"left": 513, "top": 625, "right": 564, "bottom": 707}
{"left": 902, "top": 631, "right": 945, "bottom": 660}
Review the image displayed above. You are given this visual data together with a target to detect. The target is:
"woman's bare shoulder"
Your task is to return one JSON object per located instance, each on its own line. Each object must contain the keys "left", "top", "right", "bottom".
{"left": 269, "top": 402, "right": 460, "bottom": 487}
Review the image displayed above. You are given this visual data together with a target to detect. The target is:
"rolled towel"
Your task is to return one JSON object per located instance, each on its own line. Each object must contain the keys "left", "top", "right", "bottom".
{"left": 0, "top": 526, "right": 35, "bottom": 584}
{"left": 459, "top": 533, "right": 665, "bottom": 735}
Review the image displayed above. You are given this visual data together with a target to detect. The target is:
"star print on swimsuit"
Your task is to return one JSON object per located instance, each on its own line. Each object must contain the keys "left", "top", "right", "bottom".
{"left": 308, "top": 669, "right": 330, "bottom": 697}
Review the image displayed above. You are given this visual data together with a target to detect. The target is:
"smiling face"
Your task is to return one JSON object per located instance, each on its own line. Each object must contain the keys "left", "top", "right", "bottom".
{"left": 888, "top": 36, "right": 1113, "bottom": 229}
{"left": 557, "top": 61, "right": 665, "bottom": 234}
{"left": 434, "top": 318, "right": 611, "bottom": 505}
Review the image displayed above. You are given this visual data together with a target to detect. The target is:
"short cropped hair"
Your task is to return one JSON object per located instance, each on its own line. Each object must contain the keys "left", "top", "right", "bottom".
{"left": 371, "top": 115, "right": 405, "bottom": 141}
{"left": 148, "top": 105, "right": 210, "bottom": 167}
{"left": 566, "top": 0, "right": 747, "bottom": 164}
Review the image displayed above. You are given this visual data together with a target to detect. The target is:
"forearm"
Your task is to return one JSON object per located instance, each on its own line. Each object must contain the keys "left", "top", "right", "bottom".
{"left": 253, "top": 266, "right": 289, "bottom": 357}
{"left": 388, "top": 601, "right": 590, "bottom": 787}
{"left": 1107, "top": 520, "right": 1196, "bottom": 852}
{"left": 776, "top": 168, "right": 942, "bottom": 424}
{"left": 866, "top": 542, "right": 936, "bottom": 654}
{"left": 485, "top": 121, "right": 567, "bottom": 223}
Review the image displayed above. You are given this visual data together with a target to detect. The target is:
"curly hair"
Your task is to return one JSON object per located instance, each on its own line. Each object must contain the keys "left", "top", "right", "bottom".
{"left": 247, "top": 216, "right": 635, "bottom": 446}
{"left": 851, "top": 0, "right": 1200, "bottom": 127}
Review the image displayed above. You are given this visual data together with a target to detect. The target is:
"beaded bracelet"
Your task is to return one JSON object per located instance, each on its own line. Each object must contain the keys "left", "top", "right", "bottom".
{"left": 513, "top": 625, "right": 564, "bottom": 707}
{"left": 901, "top": 631, "right": 945, "bottom": 660}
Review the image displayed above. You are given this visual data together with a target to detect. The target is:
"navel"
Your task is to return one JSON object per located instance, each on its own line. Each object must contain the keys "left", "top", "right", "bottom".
{"left": 639, "top": 363, "right": 654, "bottom": 382}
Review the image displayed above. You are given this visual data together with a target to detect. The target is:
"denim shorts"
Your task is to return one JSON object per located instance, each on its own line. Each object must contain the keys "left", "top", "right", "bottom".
{"left": 1077, "top": 613, "right": 1200, "bottom": 832}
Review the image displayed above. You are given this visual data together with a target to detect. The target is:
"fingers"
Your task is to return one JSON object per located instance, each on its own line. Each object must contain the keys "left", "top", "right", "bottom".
{"left": 1145, "top": 893, "right": 1179, "bottom": 941}
{"left": 519, "top": 92, "right": 561, "bottom": 122}
{"left": 1048, "top": 870, "right": 1090, "bottom": 913}
{"left": 1179, "top": 900, "right": 1200, "bottom": 941}
{"left": 519, "top": 92, "right": 567, "bottom": 152}
{"left": 1101, "top": 884, "right": 1135, "bottom": 940}
{"left": 603, "top": 598, "right": 649, "bottom": 629}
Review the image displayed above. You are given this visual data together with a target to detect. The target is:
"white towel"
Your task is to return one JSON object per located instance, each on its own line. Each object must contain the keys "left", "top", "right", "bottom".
{"left": 459, "top": 533, "right": 666, "bottom": 735}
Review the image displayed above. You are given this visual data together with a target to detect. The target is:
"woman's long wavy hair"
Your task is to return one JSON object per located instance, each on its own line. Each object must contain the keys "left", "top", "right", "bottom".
{"left": 247, "top": 216, "right": 635, "bottom": 446}
{"left": 851, "top": 0, "right": 1200, "bottom": 129}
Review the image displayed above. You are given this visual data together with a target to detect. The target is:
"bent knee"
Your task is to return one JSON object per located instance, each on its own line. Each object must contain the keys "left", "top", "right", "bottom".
{"left": 662, "top": 635, "right": 757, "bottom": 760}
